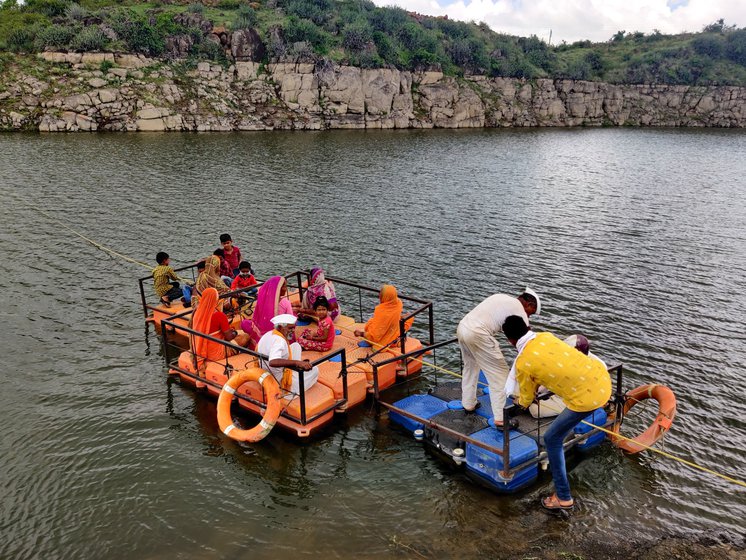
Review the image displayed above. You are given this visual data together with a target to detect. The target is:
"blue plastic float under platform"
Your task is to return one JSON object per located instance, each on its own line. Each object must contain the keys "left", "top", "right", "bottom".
{"left": 466, "top": 428, "right": 539, "bottom": 492}
{"left": 389, "top": 394, "right": 448, "bottom": 434}
{"left": 574, "top": 408, "right": 608, "bottom": 450}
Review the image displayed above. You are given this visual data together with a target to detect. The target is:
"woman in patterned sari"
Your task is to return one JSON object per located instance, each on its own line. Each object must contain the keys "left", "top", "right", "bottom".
{"left": 299, "top": 267, "right": 341, "bottom": 321}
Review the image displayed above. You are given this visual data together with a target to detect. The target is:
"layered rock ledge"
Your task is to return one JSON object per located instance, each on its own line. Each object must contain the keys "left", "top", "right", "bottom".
{"left": 1, "top": 53, "right": 744, "bottom": 131}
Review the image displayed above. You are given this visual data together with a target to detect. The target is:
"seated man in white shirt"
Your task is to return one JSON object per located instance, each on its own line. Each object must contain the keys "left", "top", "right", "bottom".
{"left": 504, "top": 333, "right": 607, "bottom": 418}
{"left": 257, "top": 314, "right": 319, "bottom": 395}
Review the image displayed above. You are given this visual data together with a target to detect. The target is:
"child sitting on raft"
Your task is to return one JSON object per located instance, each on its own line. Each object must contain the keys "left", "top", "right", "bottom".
{"left": 213, "top": 248, "right": 234, "bottom": 285}
{"left": 231, "top": 261, "right": 257, "bottom": 293}
{"left": 153, "top": 252, "right": 190, "bottom": 307}
{"left": 298, "top": 297, "right": 335, "bottom": 352}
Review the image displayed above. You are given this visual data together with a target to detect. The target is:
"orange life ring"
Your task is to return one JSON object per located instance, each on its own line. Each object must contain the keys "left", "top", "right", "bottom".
{"left": 611, "top": 384, "right": 676, "bottom": 454}
{"left": 217, "top": 367, "right": 282, "bottom": 442}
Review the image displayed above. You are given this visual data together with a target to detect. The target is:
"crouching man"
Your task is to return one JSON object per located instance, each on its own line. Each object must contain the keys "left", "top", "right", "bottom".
{"left": 502, "top": 315, "right": 611, "bottom": 511}
{"left": 257, "top": 314, "right": 319, "bottom": 395}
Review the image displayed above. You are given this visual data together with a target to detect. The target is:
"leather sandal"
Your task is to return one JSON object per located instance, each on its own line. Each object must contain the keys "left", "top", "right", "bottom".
{"left": 541, "top": 494, "right": 574, "bottom": 511}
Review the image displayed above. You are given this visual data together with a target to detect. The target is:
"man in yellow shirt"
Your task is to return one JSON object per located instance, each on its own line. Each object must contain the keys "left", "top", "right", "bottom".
{"left": 503, "top": 315, "right": 611, "bottom": 511}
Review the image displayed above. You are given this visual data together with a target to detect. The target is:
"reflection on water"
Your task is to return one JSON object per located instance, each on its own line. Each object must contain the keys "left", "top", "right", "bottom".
{"left": 0, "top": 129, "right": 745, "bottom": 559}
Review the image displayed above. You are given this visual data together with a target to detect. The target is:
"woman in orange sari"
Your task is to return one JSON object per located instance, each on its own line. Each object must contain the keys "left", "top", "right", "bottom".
{"left": 190, "top": 287, "right": 248, "bottom": 365}
{"left": 354, "top": 285, "right": 414, "bottom": 347}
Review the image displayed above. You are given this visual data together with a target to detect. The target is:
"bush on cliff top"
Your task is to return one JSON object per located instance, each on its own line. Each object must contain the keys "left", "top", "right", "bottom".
{"left": 0, "top": 0, "right": 745, "bottom": 85}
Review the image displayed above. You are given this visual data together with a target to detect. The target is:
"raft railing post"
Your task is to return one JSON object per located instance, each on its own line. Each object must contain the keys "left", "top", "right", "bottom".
{"left": 341, "top": 348, "right": 348, "bottom": 403}
{"left": 428, "top": 303, "right": 434, "bottom": 345}
{"left": 373, "top": 363, "right": 380, "bottom": 400}
{"left": 358, "top": 287, "right": 363, "bottom": 323}
{"left": 501, "top": 404, "right": 512, "bottom": 480}
{"left": 138, "top": 278, "right": 148, "bottom": 318}
{"left": 613, "top": 364, "right": 624, "bottom": 430}
{"left": 399, "top": 318, "right": 406, "bottom": 371}
{"left": 299, "top": 365, "right": 307, "bottom": 426}
{"left": 162, "top": 317, "right": 171, "bottom": 361}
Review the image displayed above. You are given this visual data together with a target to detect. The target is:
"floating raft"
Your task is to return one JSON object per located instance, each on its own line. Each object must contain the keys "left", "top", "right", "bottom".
{"left": 386, "top": 376, "right": 609, "bottom": 493}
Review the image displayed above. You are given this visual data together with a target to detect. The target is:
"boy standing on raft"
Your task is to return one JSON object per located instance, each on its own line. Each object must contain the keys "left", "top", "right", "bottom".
{"left": 502, "top": 315, "right": 611, "bottom": 511}
{"left": 457, "top": 289, "right": 540, "bottom": 426}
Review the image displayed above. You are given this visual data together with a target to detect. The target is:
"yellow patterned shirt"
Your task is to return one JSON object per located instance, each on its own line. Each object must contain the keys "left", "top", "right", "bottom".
{"left": 515, "top": 332, "right": 611, "bottom": 412}
{"left": 152, "top": 265, "right": 178, "bottom": 297}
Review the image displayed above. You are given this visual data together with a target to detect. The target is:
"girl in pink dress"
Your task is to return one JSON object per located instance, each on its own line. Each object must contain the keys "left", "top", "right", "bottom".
{"left": 298, "top": 297, "right": 335, "bottom": 352}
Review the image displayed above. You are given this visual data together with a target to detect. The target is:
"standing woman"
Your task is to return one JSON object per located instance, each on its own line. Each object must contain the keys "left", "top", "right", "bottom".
{"left": 354, "top": 285, "right": 413, "bottom": 348}
{"left": 300, "top": 267, "right": 341, "bottom": 321}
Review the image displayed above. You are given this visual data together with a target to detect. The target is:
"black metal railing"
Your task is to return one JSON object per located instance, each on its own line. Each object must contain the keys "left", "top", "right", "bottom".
{"left": 161, "top": 309, "right": 350, "bottom": 429}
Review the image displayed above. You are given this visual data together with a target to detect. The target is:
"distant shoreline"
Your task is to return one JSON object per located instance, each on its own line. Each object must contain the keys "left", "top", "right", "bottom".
{"left": 1, "top": 53, "right": 744, "bottom": 132}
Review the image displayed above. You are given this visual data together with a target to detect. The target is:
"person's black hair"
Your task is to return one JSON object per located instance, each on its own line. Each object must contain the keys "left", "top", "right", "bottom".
{"left": 156, "top": 252, "right": 169, "bottom": 264}
{"left": 219, "top": 233, "right": 232, "bottom": 243}
{"left": 197, "top": 260, "right": 206, "bottom": 271}
{"left": 239, "top": 261, "right": 252, "bottom": 271}
{"left": 518, "top": 292, "right": 537, "bottom": 307}
{"left": 213, "top": 248, "right": 224, "bottom": 257}
{"left": 313, "top": 296, "right": 330, "bottom": 310}
{"left": 502, "top": 315, "right": 530, "bottom": 341}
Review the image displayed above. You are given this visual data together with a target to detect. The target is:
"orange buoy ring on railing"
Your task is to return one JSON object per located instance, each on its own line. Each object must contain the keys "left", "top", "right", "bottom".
{"left": 217, "top": 368, "right": 282, "bottom": 442}
{"left": 611, "top": 383, "right": 676, "bottom": 454}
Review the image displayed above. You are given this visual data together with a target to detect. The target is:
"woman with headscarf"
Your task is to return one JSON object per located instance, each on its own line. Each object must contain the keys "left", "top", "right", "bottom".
{"left": 192, "top": 255, "right": 229, "bottom": 309}
{"left": 241, "top": 275, "right": 296, "bottom": 347}
{"left": 190, "top": 287, "right": 249, "bottom": 366}
{"left": 354, "top": 285, "right": 414, "bottom": 348}
{"left": 299, "top": 267, "right": 341, "bottom": 321}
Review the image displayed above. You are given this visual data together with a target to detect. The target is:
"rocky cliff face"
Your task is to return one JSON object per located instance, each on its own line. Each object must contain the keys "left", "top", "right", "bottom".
{"left": 1, "top": 52, "right": 744, "bottom": 131}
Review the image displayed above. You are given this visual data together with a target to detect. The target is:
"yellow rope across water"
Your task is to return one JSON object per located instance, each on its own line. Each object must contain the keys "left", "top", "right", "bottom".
{"left": 27, "top": 202, "right": 153, "bottom": 270}
{"left": 340, "top": 325, "right": 746, "bottom": 490}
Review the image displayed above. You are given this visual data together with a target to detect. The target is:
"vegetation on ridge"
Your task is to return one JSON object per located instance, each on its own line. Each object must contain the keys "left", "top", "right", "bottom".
{"left": 0, "top": 0, "right": 745, "bottom": 86}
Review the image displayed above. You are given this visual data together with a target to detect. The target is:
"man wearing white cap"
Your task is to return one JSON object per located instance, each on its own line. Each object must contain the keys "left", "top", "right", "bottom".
{"left": 257, "top": 314, "right": 319, "bottom": 395}
{"left": 457, "top": 288, "right": 540, "bottom": 427}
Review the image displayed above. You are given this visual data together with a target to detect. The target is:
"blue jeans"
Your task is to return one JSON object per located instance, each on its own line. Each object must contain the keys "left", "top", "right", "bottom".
{"left": 544, "top": 407, "right": 588, "bottom": 501}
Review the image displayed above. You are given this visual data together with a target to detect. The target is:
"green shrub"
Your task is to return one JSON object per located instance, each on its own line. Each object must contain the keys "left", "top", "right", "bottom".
{"left": 100, "top": 58, "right": 113, "bottom": 72}
{"left": 72, "top": 25, "right": 106, "bottom": 51}
{"left": 7, "top": 26, "right": 38, "bottom": 52}
{"left": 692, "top": 35, "right": 724, "bottom": 58}
{"left": 65, "top": 2, "right": 86, "bottom": 20}
{"left": 197, "top": 39, "right": 226, "bottom": 62}
{"left": 283, "top": 15, "right": 329, "bottom": 51}
{"left": 34, "top": 23, "right": 76, "bottom": 49}
{"left": 110, "top": 10, "right": 165, "bottom": 56}
{"left": 217, "top": 0, "right": 240, "bottom": 9}
{"left": 372, "top": 30, "right": 396, "bottom": 64}
{"left": 342, "top": 20, "right": 372, "bottom": 52}
{"left": 725, "top": 29, "right": 746, "bottom": 65}
{"left": 187, "top": 3, "right": 204, "bottom": 14}
{"left": 232, "top": 5, "right": 256, "bottom": 29}
{"left": 23, "top": 0, "right": 69, "bottom": 18}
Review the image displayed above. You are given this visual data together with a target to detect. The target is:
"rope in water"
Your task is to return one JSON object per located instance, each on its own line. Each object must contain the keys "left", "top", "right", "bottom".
{"left": 27, "top": 201, "right": 153, "bottom": 270}
{"left": 342, "top": 326, "right": 746, "bottom": 490}
{"left": 20, "top": 201, "right": 745, "bottom": 490}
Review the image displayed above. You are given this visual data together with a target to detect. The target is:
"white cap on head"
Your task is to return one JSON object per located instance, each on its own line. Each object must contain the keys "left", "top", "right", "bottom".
{"left": 271, "top": 314, "right": 297, "bottom": 327}
{"left": 524, "top": 286, "right": 541, "bottom": 315}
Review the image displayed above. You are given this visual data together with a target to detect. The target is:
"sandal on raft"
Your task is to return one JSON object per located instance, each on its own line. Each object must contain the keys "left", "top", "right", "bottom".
{"left": 160, "top": 297, "right": 171, "bottom": 308}
{"left": 541, "top": 494, "right": 574, "bottom": 511}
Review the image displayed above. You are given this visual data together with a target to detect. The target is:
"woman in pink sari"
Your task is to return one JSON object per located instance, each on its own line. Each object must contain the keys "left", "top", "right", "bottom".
{"left": 299, "top": 267, "right": 341, "bottom": 321}
{"left": 241, "top": 275, "right": 296, "bottom": 346}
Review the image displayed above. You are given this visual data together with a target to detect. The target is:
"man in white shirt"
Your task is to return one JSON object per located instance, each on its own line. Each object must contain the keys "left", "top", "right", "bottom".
{"left": 257, "top": 314, "right": 319, "bottom": 395}
{"left": 457, "top": 288, "right": 540, "bottom": 426}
